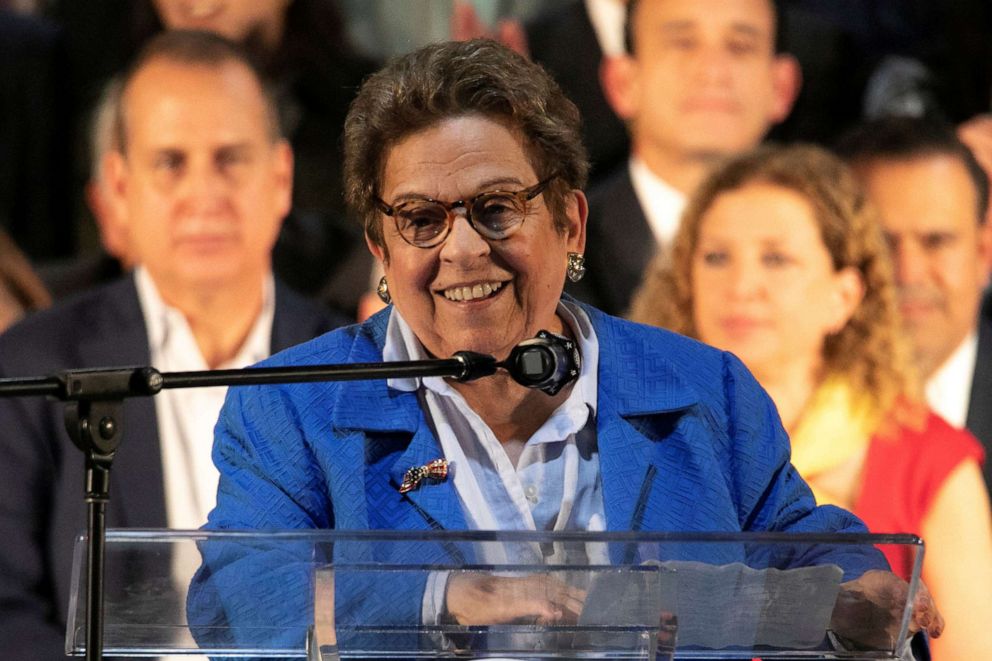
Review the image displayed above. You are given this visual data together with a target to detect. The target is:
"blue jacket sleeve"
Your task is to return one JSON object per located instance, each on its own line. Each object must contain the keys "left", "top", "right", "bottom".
{"left": 718, "top": 351, "right": 888, "bottom": 579}
{"left": 187, "top": 381, "right": 428, "bottom": 657}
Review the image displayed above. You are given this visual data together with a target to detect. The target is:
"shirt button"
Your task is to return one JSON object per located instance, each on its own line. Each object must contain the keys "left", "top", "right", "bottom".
{"left": 524, "top": 485, "right": 538, "bottom": 503}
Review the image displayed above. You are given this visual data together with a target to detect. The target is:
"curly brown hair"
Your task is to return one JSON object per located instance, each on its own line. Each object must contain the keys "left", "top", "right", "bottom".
{"left": 343, "top": 39, "right": 589, "bottom": 249}
{"left": 629, "top": 143, "right": 918, "bottom": 416}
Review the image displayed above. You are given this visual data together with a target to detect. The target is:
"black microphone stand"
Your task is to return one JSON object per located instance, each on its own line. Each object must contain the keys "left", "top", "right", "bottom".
{"left": 0, "top": 352, "right": 503, "bottom": 661}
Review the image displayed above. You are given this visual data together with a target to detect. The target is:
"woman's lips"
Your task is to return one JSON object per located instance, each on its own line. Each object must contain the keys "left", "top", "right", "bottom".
{"left": 440, "top": 280, "right": 506, "bottom": 302}
{"left": 718, "top": 316, "right": 767, "bottom": 334}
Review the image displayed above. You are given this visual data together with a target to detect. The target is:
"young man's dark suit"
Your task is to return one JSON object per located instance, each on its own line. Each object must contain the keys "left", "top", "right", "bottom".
{"left": 524, "top": 1, "right": 629, "bottom": 183}
{"left": 0, "top": 275, "right": 345, "bottom": 660}
{"left": 566, "top": 166, "right": 653, "bottom": 317}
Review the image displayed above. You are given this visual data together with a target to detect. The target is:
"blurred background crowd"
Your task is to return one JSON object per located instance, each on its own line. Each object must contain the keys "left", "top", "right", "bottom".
{"left": 1, "top": 0, "right": 990, "bottom": 319}
{"left": 0, "top": 0, "right": 990, "bottom": 658}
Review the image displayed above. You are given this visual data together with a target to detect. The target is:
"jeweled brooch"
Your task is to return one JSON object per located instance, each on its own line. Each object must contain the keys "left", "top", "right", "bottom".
{"left": 398, "top": 458, "right": 449, "bottom": 493}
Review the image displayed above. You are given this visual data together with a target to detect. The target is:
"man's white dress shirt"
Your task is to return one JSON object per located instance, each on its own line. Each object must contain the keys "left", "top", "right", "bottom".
{"left": 585, "top": 0, "right": 627, "bottom": 58}
{"left": 628, "top": 155, "right": 686, "bottom": 253}
{"left": 135, "top": 267, "right": 275, "bottom": 530}
{"left": 925, "top": 330, "right": 978, "bottom": 429}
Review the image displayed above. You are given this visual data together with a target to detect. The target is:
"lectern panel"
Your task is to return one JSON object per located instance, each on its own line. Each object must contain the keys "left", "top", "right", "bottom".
{"left": 67, "top": 530, "right": 922, "bottom": 659}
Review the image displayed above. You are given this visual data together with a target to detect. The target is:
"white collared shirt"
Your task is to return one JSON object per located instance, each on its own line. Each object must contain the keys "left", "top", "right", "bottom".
{"left": 925, "top": 331, "right": 978, "bottom": 428}
{"left": 585, "top": 0, "right": 627, "bottom": 58}
{"left": 383, "top": 302, "right": 605, "bottom": 551}
{"left": 134, "top": 267, "right": 275, "bottom": 530}
{"left": 384, "top": 302, "right": 606, "bottom": 630}
{"left": 628, "top": 155, "right": 686, "bottom": 252}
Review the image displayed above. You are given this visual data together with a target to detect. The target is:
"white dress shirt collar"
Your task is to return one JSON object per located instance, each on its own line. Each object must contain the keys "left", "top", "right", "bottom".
{"left": 925, "top": 330, "right": 978, "bottom": 428}
{"left": 585, "top": 0, "right": 627, "bottom": 58}
{"left": 382, "top": 301, "right": 598, "bottom": 417}
{"left": 134, "top": 266, "right": 275, "bottom": 369}
{"left": 134, "top": 266, "right": 275, "bottom": 531}
{"left": 628, "top": 155, "right": 686, "bottom": 251}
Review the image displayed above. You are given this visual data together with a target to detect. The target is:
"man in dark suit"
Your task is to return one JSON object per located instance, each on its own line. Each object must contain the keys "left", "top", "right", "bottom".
{"left": 839, "top": 116, "right": 992, "bottom": 497}
{"left": 523, "top": 1, "right": 630, "bottom": 185}
{"left": 0, "top": 31, "right": 346, "bottom": 659}
{"left": 450, "top": 0, "right": 630, "bottom": 187}
{"left": 571, "top": 0, "right": 800, "bottom": 315}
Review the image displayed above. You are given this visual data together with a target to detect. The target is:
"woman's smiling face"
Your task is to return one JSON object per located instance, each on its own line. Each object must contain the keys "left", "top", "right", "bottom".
{"left": 691, "top": 182, "right": 860, "bottom": 380}
{"left": 371, "top": 114, "right": 586, "bottom": 360}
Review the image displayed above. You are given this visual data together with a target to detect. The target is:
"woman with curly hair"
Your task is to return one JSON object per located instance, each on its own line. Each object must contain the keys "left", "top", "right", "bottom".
{"left": 630, "top": 143, "right": 992, "bottom": 659}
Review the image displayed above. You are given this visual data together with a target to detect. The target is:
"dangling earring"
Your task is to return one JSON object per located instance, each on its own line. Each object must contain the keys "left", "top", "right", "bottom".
{"left": 376, "top": 275, "right": 391, "bottom": 304}
{"left": 566, "top": 252, "right": 586, "bottom": 283}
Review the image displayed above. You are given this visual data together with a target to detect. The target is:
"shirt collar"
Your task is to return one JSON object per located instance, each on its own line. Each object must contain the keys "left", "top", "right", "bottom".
{"left": 134, "top": 266, "right": 275, "bottom": 369}
{"left": 584, "top": 0, "right": 626, "bottom": 58}
{"left": 382, "top": 301, "right": 599, "bottom": 417}
{"left": 331, "top": 302, "right": 700, "bottom": 433}
{"left": 925, "top": 330, "right": 978, "bottom": 428}
{"left": 628, "top": 155, "right": 686, "bottom": 250}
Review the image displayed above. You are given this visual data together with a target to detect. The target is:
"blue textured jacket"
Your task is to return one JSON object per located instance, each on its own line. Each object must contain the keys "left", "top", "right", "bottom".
{"left": 206, "top": 302, "right": 870, "bottom": 538}
{"left": 188, "top": 304, "right": 880, "bottom": 654}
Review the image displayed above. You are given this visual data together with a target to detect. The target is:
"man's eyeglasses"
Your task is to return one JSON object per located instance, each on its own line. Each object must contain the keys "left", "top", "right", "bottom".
{"left": 374, "top": 176, "right": 556, "bottom": 249}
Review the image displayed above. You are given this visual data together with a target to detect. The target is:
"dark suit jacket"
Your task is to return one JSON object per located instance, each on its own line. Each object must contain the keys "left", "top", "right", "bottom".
{"left": 566, "top": 166, "right": 654, "bottom": 317}
{"left": 0, "top": 275, "right": 344, "bottom": 660}
{"left": 525, "top": 1, "right": 629, "bottom": 184}
{"left": 967, "top": 288, "right": 992, "bottom": 494}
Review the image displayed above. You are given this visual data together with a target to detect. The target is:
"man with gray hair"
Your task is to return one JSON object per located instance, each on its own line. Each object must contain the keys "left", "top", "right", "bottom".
{"left": 0, "top": 30, "right": 344, "bottom": 659}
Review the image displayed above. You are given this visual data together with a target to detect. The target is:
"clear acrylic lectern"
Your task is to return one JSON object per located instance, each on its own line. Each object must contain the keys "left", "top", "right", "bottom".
{"left": 67, "top": 530, "right": 923, "bottom": 659}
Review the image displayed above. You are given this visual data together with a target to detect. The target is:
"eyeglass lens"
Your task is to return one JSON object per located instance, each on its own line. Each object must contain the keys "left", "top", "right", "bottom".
{"left": 395, "top": 192, "right": 526, "bottom": 247}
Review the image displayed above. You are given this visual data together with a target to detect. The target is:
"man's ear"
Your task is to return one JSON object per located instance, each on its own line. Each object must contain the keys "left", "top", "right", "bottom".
{"left": 769, "top": 53, "right": 802, "bottom": 124}
{"left": 977, "top": 217, "right": 992, "bottom": 289}
{"left": 103, "top": 150, "right": 131, "bottom": 229}
{"left": 600, "top": 55, "right": 640, "bottom": 122}
{"left": 273, "top": 139, "right": 294, "bottom": 221}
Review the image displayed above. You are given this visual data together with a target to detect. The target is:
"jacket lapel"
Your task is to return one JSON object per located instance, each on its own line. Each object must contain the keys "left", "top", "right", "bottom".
{"left": 330, "top": 312, "right": 467, "bottom": 531}
{"left": 586, "top": 308, "right": 699, "bottom": 532}
{"left": 76, "top": 277, "right": 167, "bottom": 529}
{"left": 967, "top": 292, "right": 992, "bottom": 446}
{"left": 583, "top": 169, "right": 657, "bottom": 315}
{"left": 330, "top": 305, "right": 707, "bottom": 536}
{"left": 387, "top": 422, "right": 468, "bottom": 531}
{"left": 596, "top": 389, "right": 664, "bottom": 532}
{"left": 967, "top": 291, "right": 992, "bottom": 493}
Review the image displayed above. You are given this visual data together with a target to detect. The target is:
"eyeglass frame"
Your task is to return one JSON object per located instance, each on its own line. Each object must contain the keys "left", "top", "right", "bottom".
{"left": 373, "top": 175, "right": 557, "bottom": 249}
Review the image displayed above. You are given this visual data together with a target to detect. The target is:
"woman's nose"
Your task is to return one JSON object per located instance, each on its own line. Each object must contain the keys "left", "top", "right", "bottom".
{"left": 440, "top": 212, "right": 491, "bottom": 261}
{"left": 727, "top": 261, "right": 765, "bottom": 299}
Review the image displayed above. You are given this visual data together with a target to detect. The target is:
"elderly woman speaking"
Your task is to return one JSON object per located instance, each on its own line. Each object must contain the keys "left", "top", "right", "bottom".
{"left": 199, "top": 40, "right": 940, "bottom": 643}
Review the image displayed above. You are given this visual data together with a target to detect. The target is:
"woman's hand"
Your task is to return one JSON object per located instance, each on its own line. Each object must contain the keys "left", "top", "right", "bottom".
{"left": 830, "top": 569, "right": 944, "bottom": 649}
{"left": 444, "top": 572, "right": 587, "bottom": 626}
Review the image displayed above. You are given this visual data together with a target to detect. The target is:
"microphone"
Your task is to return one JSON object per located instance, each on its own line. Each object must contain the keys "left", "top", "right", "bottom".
{"left": 498, "top": 329, "right": 581, "bottom": 396}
